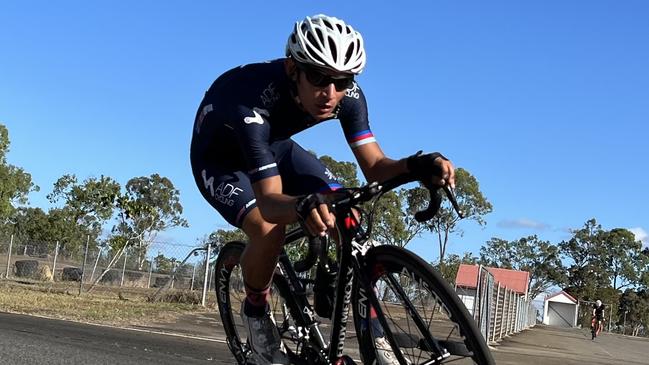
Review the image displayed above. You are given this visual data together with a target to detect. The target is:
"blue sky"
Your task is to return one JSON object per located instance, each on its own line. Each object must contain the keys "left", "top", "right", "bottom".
{"left": 1, "top": 1, "right": 647, "bottom": 264}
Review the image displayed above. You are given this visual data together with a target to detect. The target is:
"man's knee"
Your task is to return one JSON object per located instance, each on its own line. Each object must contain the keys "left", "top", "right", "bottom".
{"left": 242, "top": 208, "right": 285, "bottom": 243}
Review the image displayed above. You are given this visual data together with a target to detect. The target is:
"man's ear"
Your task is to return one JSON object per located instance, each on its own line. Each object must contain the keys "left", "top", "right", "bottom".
{"left": 284, "top": 57, "right": 298, "bottom": 82}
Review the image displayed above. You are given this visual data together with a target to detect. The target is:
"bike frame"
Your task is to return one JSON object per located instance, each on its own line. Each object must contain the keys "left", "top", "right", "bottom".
{"left": 276, "top": 204, "right": 447, "bottom": 364}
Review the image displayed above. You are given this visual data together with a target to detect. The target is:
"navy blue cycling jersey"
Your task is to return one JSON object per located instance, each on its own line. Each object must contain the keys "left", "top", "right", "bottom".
{"left": 190, "top": 58, "right": 378, "bottom": 227}
{"left": 190, "top": 59, "right": 376, "bottom": 183}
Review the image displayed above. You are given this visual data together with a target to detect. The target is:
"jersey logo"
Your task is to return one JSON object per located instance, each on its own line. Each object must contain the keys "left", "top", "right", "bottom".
{"left": 244, "top": 108, "right": 269, "bottom": 125}
{"left": 345, "top": 82, "right": 360, "bottom": 99}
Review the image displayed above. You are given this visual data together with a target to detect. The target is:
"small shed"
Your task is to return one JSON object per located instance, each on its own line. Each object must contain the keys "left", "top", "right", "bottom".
{"left": 542, "top": 290, "right": 578, "bottom": 327}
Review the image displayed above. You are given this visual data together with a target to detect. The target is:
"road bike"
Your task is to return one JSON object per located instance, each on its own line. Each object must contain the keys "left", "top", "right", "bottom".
{"left": 215, "top": 172, "right": 495, "bottom": 364}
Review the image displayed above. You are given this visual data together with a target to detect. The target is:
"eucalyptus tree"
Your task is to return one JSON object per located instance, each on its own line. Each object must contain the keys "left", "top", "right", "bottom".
{"left": 560, "top": 219, "right": 610, "bottom": 300}
{"left": 46, "top": 174, "right": 120, "bottom": 252}
{"left": 480, "top": 235, "right": 566, "bottom": 299}
{"left": 411, "top": 168, "right": 492, "bottom": 265}
{"left": 603, "top": 228, "right": 648, "bottom": 291}
{"left": 0, "top": 124, "right": 38, "bottom": 226}
{"left": 112, "top": 174, "right": 188, "bottom": 269}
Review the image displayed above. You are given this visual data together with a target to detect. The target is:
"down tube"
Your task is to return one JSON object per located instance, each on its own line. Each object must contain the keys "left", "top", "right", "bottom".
{"left": 327, "top": 232, "right": 356, "bottom": 360}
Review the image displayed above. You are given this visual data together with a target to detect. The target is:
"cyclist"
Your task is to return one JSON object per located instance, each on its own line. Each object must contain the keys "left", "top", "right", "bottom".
{"left": 591, "top": 299, "right": 605, "bottom": 339}
{"left": 190, "top": 14, "right": 455, "bottom": 365}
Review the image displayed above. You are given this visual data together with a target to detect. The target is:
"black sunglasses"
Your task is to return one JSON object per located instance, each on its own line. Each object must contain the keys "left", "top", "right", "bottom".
{"left": 297, "top": 64, "right": 354, "bottom": 91}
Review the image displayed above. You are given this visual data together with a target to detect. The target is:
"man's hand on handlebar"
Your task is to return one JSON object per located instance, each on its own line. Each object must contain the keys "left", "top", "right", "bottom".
{"left": 406, "top": 151, "right": 456, "bottom": 189}
{"left": 295, "top": 193, "right": 335, "bottom": 237}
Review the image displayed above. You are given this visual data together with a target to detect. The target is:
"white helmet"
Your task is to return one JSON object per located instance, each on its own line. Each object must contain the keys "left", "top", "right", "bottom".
{"left": 596, "top": 300, "right": 602, "bottom": 307}
{"left": 286, "top": 14, "right": 366, "bottom": 75}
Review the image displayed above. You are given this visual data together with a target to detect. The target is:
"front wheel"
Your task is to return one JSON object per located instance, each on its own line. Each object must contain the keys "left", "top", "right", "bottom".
{"left": 214, "top": 241, "right": 323, "bottom": 364}
{"left": 352, "top": 245, "right": 495, "bottom": 365}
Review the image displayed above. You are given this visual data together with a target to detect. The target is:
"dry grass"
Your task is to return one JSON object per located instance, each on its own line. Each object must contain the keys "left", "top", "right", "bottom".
{"left": 0, "top": 280, "right": 209, "bottom": 327}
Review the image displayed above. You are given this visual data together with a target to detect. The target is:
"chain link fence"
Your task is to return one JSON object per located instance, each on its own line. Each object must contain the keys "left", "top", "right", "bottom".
{"left": 0, "top": 233, "right": 218, "bottom": 306}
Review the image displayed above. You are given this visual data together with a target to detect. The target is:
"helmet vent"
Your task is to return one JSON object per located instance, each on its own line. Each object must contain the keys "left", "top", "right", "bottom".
{"left": 328, "top": 37, "right": 338, "bottom": 61}
{"left": 344, "top": 44, "right": 354, "bottom": 64}
{"left": 306, "top": 44, "right": 325, "bottom": 64}
{"left": 315, "top": 28, "right": 325, "bottom": 45}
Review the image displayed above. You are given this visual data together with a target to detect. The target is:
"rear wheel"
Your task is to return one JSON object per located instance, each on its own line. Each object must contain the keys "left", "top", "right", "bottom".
{"left": 352, "top": 245, "right": 495, "bottom": 365}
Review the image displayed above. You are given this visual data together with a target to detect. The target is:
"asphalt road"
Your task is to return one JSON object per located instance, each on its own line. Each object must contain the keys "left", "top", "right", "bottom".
{"left": 0, "top": 312, "right": 225, "bottom": 364}
{"left": 2, "top": 312, "right": 648, "bottom": 364}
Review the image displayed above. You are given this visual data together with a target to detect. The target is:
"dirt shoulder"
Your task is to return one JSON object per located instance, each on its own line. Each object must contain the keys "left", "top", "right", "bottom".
{"left": 0, "top": 279, "right": 213, "bottom": 328}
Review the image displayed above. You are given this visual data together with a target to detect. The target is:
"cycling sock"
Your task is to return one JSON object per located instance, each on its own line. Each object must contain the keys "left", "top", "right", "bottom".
{"left": 369, "top": 307, "right": 385, "bottom": 337}
{"left": 244, "top": 283, "right": 270, "bottom": 317}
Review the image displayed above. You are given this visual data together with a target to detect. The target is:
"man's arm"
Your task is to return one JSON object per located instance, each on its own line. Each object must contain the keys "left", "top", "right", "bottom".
{"left": 351, "top": 142, "right": 407, "bottom": 183}
{"left": 251, "top": 176, "right": 298, "bottom": 224}
{"left": 252, "top": 176, "right": 335, "bottom": 235}
{"left": 352, "top": 142, "right": 455, "bottom": 187}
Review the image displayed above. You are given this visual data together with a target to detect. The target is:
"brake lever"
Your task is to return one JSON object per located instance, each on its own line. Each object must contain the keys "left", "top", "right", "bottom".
{"left": 413, "top": 184, "right": 464, "bottom": 222}
{"left": 442, "top": 185, "right": 464, "bottom": 219}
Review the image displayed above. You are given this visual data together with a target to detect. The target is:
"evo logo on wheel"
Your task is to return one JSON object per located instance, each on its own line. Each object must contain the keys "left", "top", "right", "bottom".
{"left": 218, "top": 267, "right": 229, "bottom": 304}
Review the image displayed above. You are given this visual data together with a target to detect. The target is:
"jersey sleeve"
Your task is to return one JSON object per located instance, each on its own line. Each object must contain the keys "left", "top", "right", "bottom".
{"left": 232, "top": 105, "right": 279, "bottom": 183}
{"left": 337, "top": 83, "right": 377, "bottom": 149}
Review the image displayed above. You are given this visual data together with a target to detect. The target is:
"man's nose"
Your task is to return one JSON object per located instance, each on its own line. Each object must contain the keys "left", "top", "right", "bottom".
{"left": 323, "top": 82, "right": 336, "bottom": 97}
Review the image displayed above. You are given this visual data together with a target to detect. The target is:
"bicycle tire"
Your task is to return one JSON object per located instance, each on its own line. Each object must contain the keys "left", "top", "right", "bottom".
{"left": 352, "top": 245, "right": 495, "bottom": 365}
{"left": 215, "top": 241, "right": 321, "bottom": 364}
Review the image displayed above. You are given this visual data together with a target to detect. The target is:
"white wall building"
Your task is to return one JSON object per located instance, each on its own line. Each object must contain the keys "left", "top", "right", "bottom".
{"left": 543, "top": 290, "right": 579, "bottom": 327}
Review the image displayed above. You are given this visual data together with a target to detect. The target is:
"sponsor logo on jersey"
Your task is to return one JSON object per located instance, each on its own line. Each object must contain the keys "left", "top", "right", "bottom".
{"left": 201, "top": 169, "right": 243, "bottom": 207}
{"left": 260, "top": 82, "right": 280, "bottom": 108}
{"left": 345, "top": 82, "right": 360, "bottom": 99}
{"left": 243, "top": 107, "right": 269, "bottom": 125}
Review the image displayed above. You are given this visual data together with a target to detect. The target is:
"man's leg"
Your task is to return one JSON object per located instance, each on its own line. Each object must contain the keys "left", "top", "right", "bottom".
{"left": 237, "top": 208, "right": 289, "bottom": 365}
{"left": 240, "top": 207, "right": 285, "bottom": 307}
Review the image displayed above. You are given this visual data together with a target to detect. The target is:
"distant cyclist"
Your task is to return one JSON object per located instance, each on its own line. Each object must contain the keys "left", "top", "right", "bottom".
{"left": 190, "top": 14, "right": 455, "bottom": 364}
{"left": 591, "top": 300, "right": 605, "bottom": 339}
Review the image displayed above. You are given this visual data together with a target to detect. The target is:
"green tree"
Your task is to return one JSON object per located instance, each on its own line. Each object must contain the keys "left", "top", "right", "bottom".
{"left": 414, "top": 168, "right": 492, "bottom": 264}
{"left": 46, "top": 174, "right": 120, "bottom": 251}
{"left": 201, "top": 228, "right": 247, "bottom": 258}
{"left": 0, "top": 124, "right": 38, "bottom": 224}
{"left": 480, "top": 235, "right": 566, "bottom": 299}
{"left": 603, "top": 228, "right": 648, "bottom": 290}
{"left": 436, "top": 251, "right": 478, "bottom": 285}
{"left": 113, "top": 174, "right": 188, "bottom": 268}
{"left": 560, "top": 219, "right": 610, "bottom": 301}
{"left": 11, "top": 207, "right": 50, "bottom": 243}
{"left": 153, "top": 253, "right": 178, "bottom": 274}
{"left": 618, "top": 289, "right": 649, "bottom": 336}
{"left": 318, "top": 155, "right": 360, "bottom": 187}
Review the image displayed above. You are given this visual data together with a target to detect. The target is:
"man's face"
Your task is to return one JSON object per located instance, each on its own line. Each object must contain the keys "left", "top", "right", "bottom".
{"left": 293, "top": 64, "right": 354, "bottom": 121}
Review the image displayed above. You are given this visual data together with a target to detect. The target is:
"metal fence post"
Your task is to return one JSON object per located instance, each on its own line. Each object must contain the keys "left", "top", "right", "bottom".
{"left": 52, "top": 241, "right": 60, "bottom": 281}
{"left": 190, "top": 264, "right": 196, "bottom": 291}
{"left": 5, "top": 235, "right": 14, "bottom": 278}
{"left": 201, "top": 244, "right": 212, "bottom": 307}
{"left": 120, "top": 249, "right": 128, "bottom": 287}
{"left": 79, "top": 235, "right": 90, "bottom": 295}
{"left": 90, "top": 247, "right": 101, "bottom": 283}
{"left": 473, "top": 265, "right": 483, "bottom": 321}
{"left": 492, "top": 282, "right": 501, "bottom": 343}
{"left": 507, "top": 288, "right": 513, "bottom": 336}
{"left": 147, "top": 259, "right": 153, "bottom": 288}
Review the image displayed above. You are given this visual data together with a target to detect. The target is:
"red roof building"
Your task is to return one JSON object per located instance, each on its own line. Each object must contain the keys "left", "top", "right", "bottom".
{"left": 455, "top": 264, "right": 530, "bottom": 296}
